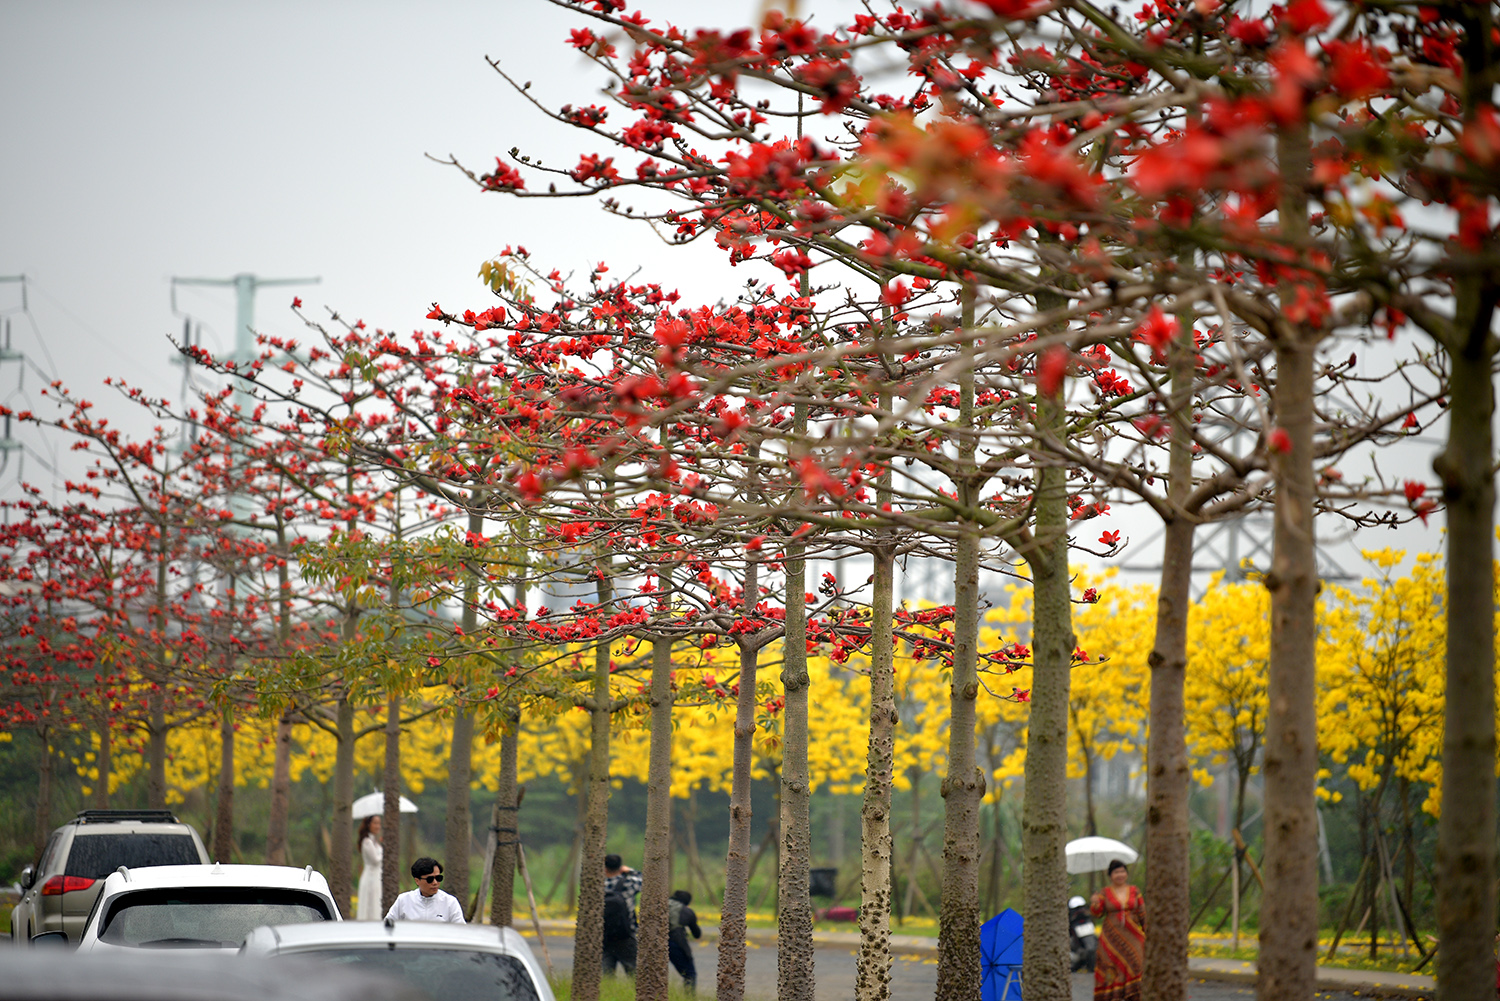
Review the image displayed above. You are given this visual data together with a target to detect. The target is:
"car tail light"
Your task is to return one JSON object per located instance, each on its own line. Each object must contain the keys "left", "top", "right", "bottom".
{"left": 41, "top": 875, "right": 95, "bottom": 895}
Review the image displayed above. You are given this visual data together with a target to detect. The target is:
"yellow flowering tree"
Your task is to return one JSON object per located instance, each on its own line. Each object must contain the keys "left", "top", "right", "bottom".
{"left": 1318, "top": 550, "right": 1446, "bottom": 817}
{"left": 1184, "top": 575, "right": 1272, "bottom": 833}
{"left": 989, "top": 574, "right": 1150, "bottom": 837}
{"left": 1316, "top": 550, "right": 1446, "bottom": 954}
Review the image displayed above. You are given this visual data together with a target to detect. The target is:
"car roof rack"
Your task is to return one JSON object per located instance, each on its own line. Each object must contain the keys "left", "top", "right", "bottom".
{"left": 74, "top": 809, "right": 180, "bottom": 824}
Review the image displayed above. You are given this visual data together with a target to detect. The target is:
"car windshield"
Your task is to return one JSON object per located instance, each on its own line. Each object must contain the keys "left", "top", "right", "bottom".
{"left": 98, "top": 887, "right": 332, "bottom": 948}
{"left": 66, "top": 833, "right": 202, "bottom": 878}
{"left": 289, "top": 947, "right": 540, "bottom": 1001}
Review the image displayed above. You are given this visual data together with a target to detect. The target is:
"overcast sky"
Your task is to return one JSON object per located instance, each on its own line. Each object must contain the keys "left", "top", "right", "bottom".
{"left": 1, "top": 0, "right": 1445, "bottom": 588}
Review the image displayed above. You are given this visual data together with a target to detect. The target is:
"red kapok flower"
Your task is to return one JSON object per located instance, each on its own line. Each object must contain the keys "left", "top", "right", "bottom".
{"left": 515, "top": 470, "right": 543, "bottom": 501}
{"left": 1460, "top": 107, "right": 1500, "bottom": 169}
{"left": 1135, "top": 304, "right": 1180, "bottom": 361}
{"left": 1037, "top": 345, "right": 1070, "bottom": 396}
{"left": 1324, "top": 39, "right": 1391, "bottom": 100}
{"left": 973, "top": 0, "right": 1044, "bottom": 19}
{"left": 1281, "top": 0, "right": 1332, "bottom": 35}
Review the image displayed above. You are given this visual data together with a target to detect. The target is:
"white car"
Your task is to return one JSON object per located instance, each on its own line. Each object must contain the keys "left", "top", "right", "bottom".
{"left": 241, "top": 920, "right": 556, "bottom": 1001}
{"left": 70, "top": 863, "right": 340, "bottom": 954}
{"left": 0, "top": 951, "right": 425, "bottom": 1001}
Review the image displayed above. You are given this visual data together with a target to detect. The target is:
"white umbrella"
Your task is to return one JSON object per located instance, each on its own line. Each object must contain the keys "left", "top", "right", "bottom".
{"left": 1065, "top": 836, "right": 1138, "bottom": 875}
{"left": 351, "top": 792, "right": 419, "bottom": 819}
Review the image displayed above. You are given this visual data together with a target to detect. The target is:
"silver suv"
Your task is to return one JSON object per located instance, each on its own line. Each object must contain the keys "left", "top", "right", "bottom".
{"left": 11, "top": 809, "right": 209, "bottom": 944}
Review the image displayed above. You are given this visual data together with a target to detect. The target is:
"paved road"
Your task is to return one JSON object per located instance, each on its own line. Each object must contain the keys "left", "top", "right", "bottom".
{"left": 515, "top": 927, "right": 1409, "bottom": 1001}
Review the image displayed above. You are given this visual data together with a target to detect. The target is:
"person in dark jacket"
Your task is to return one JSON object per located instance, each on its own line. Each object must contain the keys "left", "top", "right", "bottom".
{"left": 602, "top": 854, "right": 641, "bottom": 975}
{"left": 667, "top": 889, "right": 702, "bottom": 993}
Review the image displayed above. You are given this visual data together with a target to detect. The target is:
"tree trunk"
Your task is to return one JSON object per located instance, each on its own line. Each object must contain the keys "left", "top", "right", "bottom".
{"left": 1257, "top": 328, "right": 1320, "bottom": 1001}
{"left": 685, "top": 791, "right": 712, "bottom": 904}
{"left": 1082, "top": 745, "right": 1098, "bottom": 838}
{"left": 491, "top": 720, "right": 520, "bottom": 927}
{"left": 1434, "top": 231, "right": 1498, "bottom": 1001}
{"left": 444, "top": 509, "right": 485, "bottom": 904}
{"left": 1020, "top": 383, "right": 1074, "bottom": 1001}
{"left": 556, "top": 765, "right": 587, "bottom": 909}
{"left": 443, "top": 710, "right": 475, "bottom": 901}
{"left": 1399, "top": 778, "right": 1414, "bottom": 929}
{"left": 829, "top": 793, "right": 845, "bottom": 867}
{"left": 266, "top": 711, "right": 293, "bottom": 865}
{"left": 492, "top": 544, "right": 527, "bottom": 927}
{"left": 34, "top": 729, "right": 53, "bottom": 856}
{"left": 382, "top": 692, "right": 403, "bottom": 915}
{"left": 147, "top": 686, "right": 168, "bottom": 809}
{"left": 856, "top": 545, "right": 897, "bottom": 1001}
{"left": 1434, "top": 15, "right": 1498, "bottom": 993}
{"left": 330, "top": 500, "right": 361, "bottom": 918}
{"left": 779, "top": 399, "right": 815, "bottom": 1001}
{"left": 266, "top": 529, "right": 295, "bottom": 868}
{"left": 1143, "top": 309, "right": 1197, "bottom": 1001}
{"left": 936, "top": 521, "right": 983, "bottom": 1001}
{"left": 330, "top": 694, "right": 356, "bottom": 917}
{"left": 900, "top": 773, "right": 920, "bottom": 924}
{"left": 717, "top": 556, "right": 760, "bottom": 1001}
{"left": 1357, "top": 794, "right": 1375, "bottom": 961}
{"left": 637, "top": 635, "right": 676, "bottom": 1001}
{"left": 213, "top": 706, "right": 235, "bottom": 863}
{"left": 571, "top": 569, "right": 613, "bottom": 1001}
{"left": 938, "top": 286, "right": 984, "bottom": 1001}
{"left": 95, "top": 722, "right": 111, "bottom": 809}
{"left": 1142, "top": 517, "right": 1194, "bottom": 1001}
{"left": 986, "top": 798, "right": 1005, "bottom": 915}
{"left": 148, "top": 534, "right": 170, "bottom": 811}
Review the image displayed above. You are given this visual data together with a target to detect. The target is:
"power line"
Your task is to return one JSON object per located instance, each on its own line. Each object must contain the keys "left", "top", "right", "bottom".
{"left": 22, "top": 276, "right": 160, "bottom": 387}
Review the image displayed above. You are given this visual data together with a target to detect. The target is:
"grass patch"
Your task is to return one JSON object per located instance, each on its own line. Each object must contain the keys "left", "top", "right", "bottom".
{"left": 548, "top": 972, "right": 756, "bottom": 1001}
{"left": 1188, "top": 940, "right": 1430, "bottom": 976}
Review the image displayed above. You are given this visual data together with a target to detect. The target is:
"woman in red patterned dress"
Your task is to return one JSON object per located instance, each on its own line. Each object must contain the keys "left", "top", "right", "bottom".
{"left": 1089, "top": 859, "right": 1146, "bottom": 1001}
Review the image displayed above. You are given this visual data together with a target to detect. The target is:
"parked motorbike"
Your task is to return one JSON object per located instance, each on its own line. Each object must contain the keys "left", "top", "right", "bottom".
{"left": 1069, "top": 895, "right": 1097, "bottom": 972}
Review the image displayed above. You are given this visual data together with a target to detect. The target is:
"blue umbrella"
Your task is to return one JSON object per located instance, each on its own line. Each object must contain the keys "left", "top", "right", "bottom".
{"left": 980, "top": 908, "right": 1024, "bottom": 1001}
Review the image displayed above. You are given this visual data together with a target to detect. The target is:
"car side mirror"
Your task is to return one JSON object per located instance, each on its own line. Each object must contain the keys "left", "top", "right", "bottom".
{"left": 18, "top": 865, "right": 34, "bottom": 890}
{"left": 30, "top": 931, "right": 68, "bottom": 946}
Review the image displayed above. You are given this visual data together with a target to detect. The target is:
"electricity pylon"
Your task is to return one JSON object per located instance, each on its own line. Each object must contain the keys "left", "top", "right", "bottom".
{"left": 169, "top": 273, "right": 319, "bottom": 527}
{"left": 0, "top": 276, "right": 34, "bottom": 484}
{"left": 171, "top": 273, "right": 320, "bottom": 368}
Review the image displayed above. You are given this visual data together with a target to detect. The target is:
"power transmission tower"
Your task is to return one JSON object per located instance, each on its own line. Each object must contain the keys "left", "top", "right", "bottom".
{"left": 0, "top": 278, "right": 27, "bottom": 475}
{"left": 1118, "top": 393, "right": 1353, "bottom": 588}
{"left": 171, "top": 273, "right": 320, "bottom": 368}
{"left": 0, "top": 275, "right": 48, "bottom": 490}
{"left": 168, "top": 273, "right": 319, "bottom": 527}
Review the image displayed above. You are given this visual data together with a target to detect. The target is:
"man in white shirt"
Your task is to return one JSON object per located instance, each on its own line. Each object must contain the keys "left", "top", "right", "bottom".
{"left": 384, "top": 856, "right": 466, "bottom": 924}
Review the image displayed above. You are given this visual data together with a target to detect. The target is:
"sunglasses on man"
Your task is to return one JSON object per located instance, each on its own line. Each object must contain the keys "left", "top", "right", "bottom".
{"left": 418, "top": 874, "right": 443, "bottom": 883}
